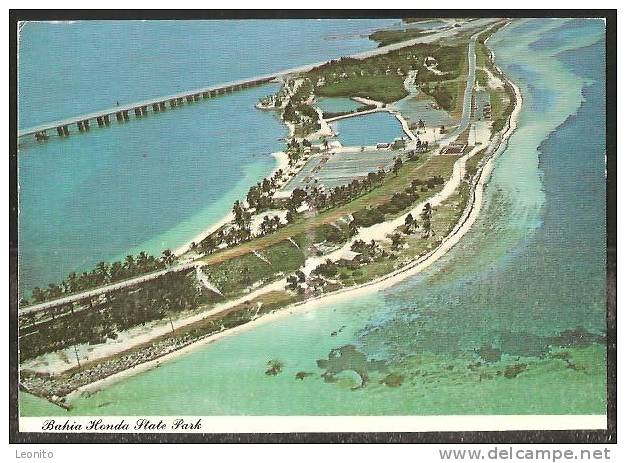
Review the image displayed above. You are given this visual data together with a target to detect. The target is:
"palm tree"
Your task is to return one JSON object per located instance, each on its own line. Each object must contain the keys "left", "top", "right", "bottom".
{"left": 391, "top": 233, "right": 403, "bottom": 250}
{"left": 124, "top": 255, "right": 136, "bottom": 273}
{"left": 110, "top": 262, "right": 125, "bottom": 282}
{"left": 404, "top": 213, "right": 416, "bottom": 233}
{"left": 392, "top": 157, "right": 403, "bottom": 177}
{"left": 66, "top": 271, "right": 79, "bottom": 293}
{"left": 137, "top": 251, "right": 150, "bottom": 271}
{"left": 421, "top": 202, "right": 433, "bottom": 237}
{"left": 95, "top": 261, "right": 110, "bottom": 284}
{"left": 162, "top": 249, "right": 175, "bottom": 266}
{"left": 348, "top": 219, "right": 359, "bottom": 237}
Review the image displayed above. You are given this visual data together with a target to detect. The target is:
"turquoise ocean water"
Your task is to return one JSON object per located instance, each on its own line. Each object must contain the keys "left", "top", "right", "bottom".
{"left": 18, "top": 19, "right": 400, "bottom": 293}
{"left": 19, "top": 18, "right": 607, "bottom": 416}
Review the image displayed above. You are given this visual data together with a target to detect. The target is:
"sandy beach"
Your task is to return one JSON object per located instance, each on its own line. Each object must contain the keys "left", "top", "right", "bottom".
{"left": 173, "top": 151, "right": 290, "bottom": 257}
{"left": 24, "top": 20, "right": 524, "bottom": 405}
{"left": 65, "top": 68, "right": 523, "bottom": 403}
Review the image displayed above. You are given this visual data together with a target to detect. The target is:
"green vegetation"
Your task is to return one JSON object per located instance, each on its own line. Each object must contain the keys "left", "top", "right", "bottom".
{"left": 19, "top": 270, "right": 203, "bottom": 361}
{"left": 24, "top": 250, "right": 171, "bottom": 306}
{"left": 418, "top": 46, "right": 467, "bottom": 116}
{"left": 315, "top": 75, "right": 407, "bottom": 104}
{"left": 491, "top": 82, "right": 516, "bottom": 133}
{"left": 307, "top": 41, "right": 466, "bottom": 106}
{"left": 320, "top": 103, "right": 376, "bottom": 120}
{"left": 473, "top": 20, "right": 517, "bottom": 133}
{"left": 202, "top": 240, "right": 305, "bottom": 297}
{"left": 369, "top": 28, "right": 431, "bottom": 47}
{"left": 464, "top": 148, "right": 488, "bottom": 180}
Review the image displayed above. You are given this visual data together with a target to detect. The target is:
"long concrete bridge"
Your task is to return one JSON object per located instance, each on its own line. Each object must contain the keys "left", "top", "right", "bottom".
{"left": 18, "top": 18, "right": 500, "bottom": 144}
{"left": 18, "top": 19, "right": 503, "bottom": 318}
{"left": 18, "top": 75, "right": 277, "bottom": 141}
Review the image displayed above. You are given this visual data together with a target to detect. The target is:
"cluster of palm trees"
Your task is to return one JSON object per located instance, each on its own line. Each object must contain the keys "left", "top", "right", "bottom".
{"left": 20, "top": 270, "right": 201, "bottom": 361}
{"left": 259, "top": 215, "right": 283, "bottom": 236}
{"left": 245, "top": 171, "right": 282, "bottom": 212}
{"left": 280, "top": 78, "right": 321, "bottom": 136}
{"left": 197, "top": 170, "right": 287, "bottom": 254}
{"left": 26, "top": 250, "right": 175, "bottom": 305}
{"left": 350, "top": 239, "right": 384, "bottom": 259}
{"left": 415, "top": 138, "right": 430, "bottom": 152}
{"left": 295, "top": 168, "right": 387, "bottom": 213}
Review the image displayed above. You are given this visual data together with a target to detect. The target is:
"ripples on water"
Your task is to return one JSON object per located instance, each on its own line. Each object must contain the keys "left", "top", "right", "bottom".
{"left": 19, "top": 18, "right": 608, "bottom": 416}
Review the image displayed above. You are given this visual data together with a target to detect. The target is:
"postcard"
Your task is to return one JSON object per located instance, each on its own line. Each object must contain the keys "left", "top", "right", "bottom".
{"left": 10, "top": 11, "right": 615, "bottom": 442}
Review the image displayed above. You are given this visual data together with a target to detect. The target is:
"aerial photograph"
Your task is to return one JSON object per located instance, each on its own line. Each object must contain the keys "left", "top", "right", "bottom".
{"left": 15, "top": 15, "right": 609, "bottom": 425}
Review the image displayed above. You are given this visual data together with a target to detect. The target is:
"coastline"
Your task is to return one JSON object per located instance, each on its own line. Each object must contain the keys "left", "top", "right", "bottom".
{"left": 20, "top": 21, "right": 525, "bottom": 407}
{"left": 65, "top": 67, "right": 523, "bottom": 404}
{"left": 173, "top": 151, "right": 291, "bottom": 257}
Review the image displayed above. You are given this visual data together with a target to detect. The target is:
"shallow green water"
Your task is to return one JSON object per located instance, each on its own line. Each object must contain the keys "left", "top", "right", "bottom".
{"left": 20, "top": 18, "right": 607, "bottom": 417}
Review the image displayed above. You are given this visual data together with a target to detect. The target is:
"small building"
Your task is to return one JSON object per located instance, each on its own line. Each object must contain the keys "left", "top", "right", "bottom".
{"left": 376, "top": 142, "right": 390, "bottom": 149}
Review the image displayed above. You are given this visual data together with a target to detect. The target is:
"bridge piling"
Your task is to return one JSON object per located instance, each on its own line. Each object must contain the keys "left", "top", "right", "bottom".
{"left": 19, "top": 73, "right": 284, "bottom": 141}
{"left": 34, "top": 131, "right": 48, "bottom": 142}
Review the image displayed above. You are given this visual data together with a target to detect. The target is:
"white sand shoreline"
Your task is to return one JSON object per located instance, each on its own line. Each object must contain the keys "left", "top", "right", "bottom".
{"left": 173, "top": 151, "right": 290, "bottom": 257}
{"left": 66, "top": 67, "right": 523, "bottom": 404}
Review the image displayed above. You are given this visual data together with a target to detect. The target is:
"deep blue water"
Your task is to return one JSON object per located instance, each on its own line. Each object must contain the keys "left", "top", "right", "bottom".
{"left": 20, "top": 19, "right": 608, "bottom": 416}
{"left": 18, "top": 20, "right": 400, "bottom": 129}
{"left": 18, "top": 20, "right": 399, "bottom": 293}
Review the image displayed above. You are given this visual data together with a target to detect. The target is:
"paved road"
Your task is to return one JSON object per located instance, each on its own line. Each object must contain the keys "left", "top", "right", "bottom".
{"left": 441, "top": 21, "right": 504, "bottom": 146}
{"left": 20, "top": 261, "right": 200, "bottom": 315}
{"left": 18, "top": 19, "right": 502, "bottom": 315}
{"left": 19, "top": 18, "right": 499, "bottom": 137}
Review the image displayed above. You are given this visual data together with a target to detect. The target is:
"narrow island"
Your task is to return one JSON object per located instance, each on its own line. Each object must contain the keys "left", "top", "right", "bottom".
{"left": 18, "top": 18, "right": 521, "bottom": 409}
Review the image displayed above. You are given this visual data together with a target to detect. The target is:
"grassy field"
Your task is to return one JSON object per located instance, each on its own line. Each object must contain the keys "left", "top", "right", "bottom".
{"left": 417, "top": 42, "right": 468, "bottom": 118}
{"left": 307, "top": 38, "right": 467, "bottom": 106}
{"left": 336, "top": 178, "right": 470, "bottom": 287}
{"left": 199, "top": 154, "right": 460, "bottom": 269}
{"left": 369, "top": 29, "right": 433, "bottom": 47}
{"left": 315, "top": 75, "right": 408, "bottom": 104}
{"left": 203, "top": 240, "right": 305, "bottom": 297}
